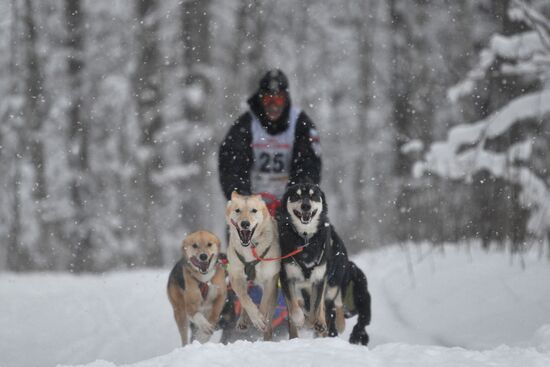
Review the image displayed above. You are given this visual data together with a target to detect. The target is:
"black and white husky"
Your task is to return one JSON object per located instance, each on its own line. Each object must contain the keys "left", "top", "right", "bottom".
{"left": 278, "top": 183, "right": 371, "bottom": 345}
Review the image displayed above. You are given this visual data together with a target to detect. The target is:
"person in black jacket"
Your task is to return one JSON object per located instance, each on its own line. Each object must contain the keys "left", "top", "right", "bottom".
{"left": 218, "top": 70, "right": 322, "bottom": 341}
{"left": 218, "top": 69, "right": 321, "bottom": 201}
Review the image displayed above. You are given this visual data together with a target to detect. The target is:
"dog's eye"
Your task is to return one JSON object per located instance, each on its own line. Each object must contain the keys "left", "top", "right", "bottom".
{"left": 235, "top": 208, "right": 241, "bottom": 213}
{"left": 207, "top": 243, "right": 212, "bottom": 247}
{"left": 251, "top": 208, "right": 258, "bottom": 213}
{"left": 192, "top": 243, "right": 199, "bottom": 249}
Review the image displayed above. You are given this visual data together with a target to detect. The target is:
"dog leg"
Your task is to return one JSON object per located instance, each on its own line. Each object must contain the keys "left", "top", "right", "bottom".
{"left": 287, "top": 317, "right": 299, "bottom": 339}
{"left": 208, "top": 279, "right": 228, "bottom": 328}
{"left": 284, "top": 292, "right": 300, "bottom": 339}
{"left": 311, "top": 280, "right": 327, "bottom": 336}
{"left": 186, "top": 294, "right": 215, "bottom": 338}
{"left": 259, "top": 274, "right": 279, "bottom": 341}
{"left": 281, "top": 282, "right": 300, "bottom": 339}
{"left": 173, "top": 309, "right": 189, "bottom": 346}
{"left": 348, "top": 261, "right": 371, "bottom": 346}
{"left": 168, "top": 286, "right": 190, "bottom": 346}
{"left": 189, "top": 312, "right": 215, "bottom": 338}
{"left": 237, "top": 308, "right": 251, "bottom": 331}
{"left": 325, "top": 285, "right": 345, "bottom": 335}
{"left": 285, "top": 281, "right": 305, "bottom": 329}
{"left": 230, "top": 275, "right": 267, "bottom": 332}
{"left": 325, "top": 299, "right": 337, "bottom": 337}
{"left": 208, "top": 293, "right": 226, "bottom": 327}
{"left": 334, "top": 292, "right": 346, "bottom": 334}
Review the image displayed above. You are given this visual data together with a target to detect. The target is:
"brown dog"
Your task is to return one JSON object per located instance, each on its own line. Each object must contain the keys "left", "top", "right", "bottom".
{"left": 167, "top": 230, "right": 227, "bottom": 346}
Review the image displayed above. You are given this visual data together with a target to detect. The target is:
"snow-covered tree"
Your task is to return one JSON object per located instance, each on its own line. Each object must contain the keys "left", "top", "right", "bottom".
{"left": 415, "top": 1, "right": 550, "bottom": 249}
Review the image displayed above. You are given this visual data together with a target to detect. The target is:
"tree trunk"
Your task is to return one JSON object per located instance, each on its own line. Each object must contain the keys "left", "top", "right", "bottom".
{"left": 181, "top": 0, "right": 213, "bottom": 230}
{"left": 135, "top": 0, "right": 164, "bottom": 266}
{"left": 65, "top": 0, "right": 92, "bottom": 272}
{"left": 22, "top": 0, "right": 49, "bottom": 268}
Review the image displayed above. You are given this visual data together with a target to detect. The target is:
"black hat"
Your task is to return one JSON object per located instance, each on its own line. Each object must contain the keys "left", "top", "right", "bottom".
{"left": 259, "top": 69, "right": 289, "bottom": 94}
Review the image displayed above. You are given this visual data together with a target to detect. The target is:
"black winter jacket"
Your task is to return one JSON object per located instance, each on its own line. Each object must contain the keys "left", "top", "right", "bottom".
{"left": 218, "top": 93, "right": 321, "bottom": 200}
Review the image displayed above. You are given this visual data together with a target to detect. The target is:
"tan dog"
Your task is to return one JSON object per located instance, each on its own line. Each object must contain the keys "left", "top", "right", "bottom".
{"left": 225, "top": 192, "right": 280, "bottom": 340}
{"left": 167, "top": 231, "right": 227, "bottom": 346}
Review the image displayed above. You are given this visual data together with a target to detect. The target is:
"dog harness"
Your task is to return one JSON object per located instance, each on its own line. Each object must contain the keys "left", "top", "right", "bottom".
{"left": 290, "top": 225, "right": 331, "bottom": 279}
{"left": 250, "top": 107, "right": 301, "bottom": 199}
{"left": 198, "top": 281, "right": 210, "bottom": 300}
{"left": 184, "top": 259, "right": 220, "bottom": 301}
{"left": 233, "top": 246, "right": 271, "bottom": 282}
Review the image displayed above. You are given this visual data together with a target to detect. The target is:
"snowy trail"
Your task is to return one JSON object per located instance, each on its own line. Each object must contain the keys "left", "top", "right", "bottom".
{"left": 1, "top": 243, "right": 550, "bottom": 367}
{"left": 63, "top": 338, "right": 550, "bottom": 367}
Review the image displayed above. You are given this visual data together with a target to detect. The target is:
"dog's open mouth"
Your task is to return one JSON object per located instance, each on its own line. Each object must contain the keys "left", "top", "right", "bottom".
{"left": 293, "top": 209, "right": 318, "bottom": 224}
{"left": 237, "top": 225, "right": 256, "bottom": 247}
{"left": 230, "top": 219, "right": 257, "bottom": 246}
{"left": 190, "top": 255, "right": 212, "bottom": 274}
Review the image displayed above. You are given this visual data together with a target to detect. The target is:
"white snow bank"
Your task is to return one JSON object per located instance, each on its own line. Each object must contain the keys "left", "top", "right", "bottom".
{"left": 532, "top": 325, "right": 550, "bottom": 353}
{"left": 62, "top": 338, "right": 550, "bottom": 367}
{"left": 1, "top": 243, "right": 550, "bottom": 367}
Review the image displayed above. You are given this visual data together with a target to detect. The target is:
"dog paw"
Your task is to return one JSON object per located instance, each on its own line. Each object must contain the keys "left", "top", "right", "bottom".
{"left": 194, "top": 330, "right": 212, "bottom": 344}
{"left": 335, "top": 307, "right": 346, "bottom": 334}
{"left": 236, "top": 315, "right": 250, "bottom": 332}
{"left": 248, "top": 312, "right": 268, "bottom": 332}
{"left": 290, "top": 307, "right": 305, "bottom": 328}
{"left": 191, "top": 313, "right": 215, "bottom": 335}
{"left": 313, "top": 319, "right": 327, "bottom": 334}
{"left": 350, "top": 326, "right": 369, "bottom": 346}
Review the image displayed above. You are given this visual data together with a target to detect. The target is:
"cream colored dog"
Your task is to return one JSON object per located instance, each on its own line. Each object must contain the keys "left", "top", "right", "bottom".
{"left": 225, "top": 191, "right": 280, "bottom": 340}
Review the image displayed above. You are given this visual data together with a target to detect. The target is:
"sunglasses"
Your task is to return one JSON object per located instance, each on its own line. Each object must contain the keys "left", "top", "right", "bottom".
{"left": 261, "top": 94, "right": 286, "bottom": 107}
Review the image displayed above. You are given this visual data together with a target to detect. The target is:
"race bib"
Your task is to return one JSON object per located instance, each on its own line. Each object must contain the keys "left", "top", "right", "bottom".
{"left": 250, "top": 108, "right": 300, "bottom": 199}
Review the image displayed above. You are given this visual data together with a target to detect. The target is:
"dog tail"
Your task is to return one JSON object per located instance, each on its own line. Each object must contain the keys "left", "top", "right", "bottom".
{"left": 348, "top": 261, "right": 371, "bottom": 345}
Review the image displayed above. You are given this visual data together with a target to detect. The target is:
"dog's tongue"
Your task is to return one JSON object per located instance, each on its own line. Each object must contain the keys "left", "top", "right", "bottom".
{"left": 198, "top": 261, "right": 209, "bottom": 273}
{"left": 301, "top": 212, "right": 311, "bottom": 222}
{"left": 240, "top": 229, "right": 252, "bottom": 244}
{"left": 191, "top": 257, "right": 209, "bottom": 273}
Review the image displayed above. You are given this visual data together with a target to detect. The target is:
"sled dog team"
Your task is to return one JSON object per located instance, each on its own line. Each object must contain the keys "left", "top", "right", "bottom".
{"left": 167, "top": 183, "right": 371, "bottom": 346}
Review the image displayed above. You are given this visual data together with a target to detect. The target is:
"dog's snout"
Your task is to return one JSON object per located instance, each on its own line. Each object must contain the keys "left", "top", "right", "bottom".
{"left": 240, "top": 220, "right": 250, "bottom": 229}
{"left": 301, "top": 199, "right": 311, "bottom": 212}
{"left": 199, "top": 253, "right": 208, "bottom": 262}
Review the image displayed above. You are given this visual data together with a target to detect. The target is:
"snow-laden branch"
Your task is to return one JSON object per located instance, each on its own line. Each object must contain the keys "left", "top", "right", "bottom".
{"left": 448, "top": 23, "right": 548, "bottom": 102}
{"left": 416, "top": 138, "right": 550, "bottom": 235}
{"left": 511, "top": 0, "right": 550, "bottom": 48}
{"left": 437, "top": 89, "right": 550, "bottom": 156}
{"left": 151, "top": 164, "right": 200, "bottom": 186}
{"left": 414, "top": 139, "right": 531, "bottom": 181}
{"left": 436, "top": 4, "right": 550, "bottom": 237}
{"left": 416, "top": 86, "right": 550, "bottom": 236}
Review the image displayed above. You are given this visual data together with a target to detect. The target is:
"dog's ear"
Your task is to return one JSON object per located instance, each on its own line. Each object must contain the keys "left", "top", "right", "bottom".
{"left": 231, "top": 191, "right": 240, "bottom": 200}
{"left": 212, "top": 233, "right": 222, "bottom": 248}
{"left": 318, "top": 185, "right": 327, "bottom": 211}
{"left": 261, "top": 200, "right": 270, "bottom": 218}
{"left": 181, "top": 235, "right": 190, "bottom": 257}
{"left": 281, "top": 187, "right": 291, "bottom": 211}
{"left": 225, "top": 202, "right": 233, "bottom": 224}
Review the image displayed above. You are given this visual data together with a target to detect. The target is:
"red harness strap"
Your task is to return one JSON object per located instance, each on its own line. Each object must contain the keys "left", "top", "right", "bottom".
{"left": 199, "top": 282, "right": 209, "bottom": 300}
{"left": 251, "top": 245, "right": 305, "bottom": 262}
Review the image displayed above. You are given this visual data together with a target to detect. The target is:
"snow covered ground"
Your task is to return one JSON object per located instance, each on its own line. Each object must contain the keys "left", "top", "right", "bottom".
{"left": 1, "top": 243, "right": 549, "bottom": 367}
